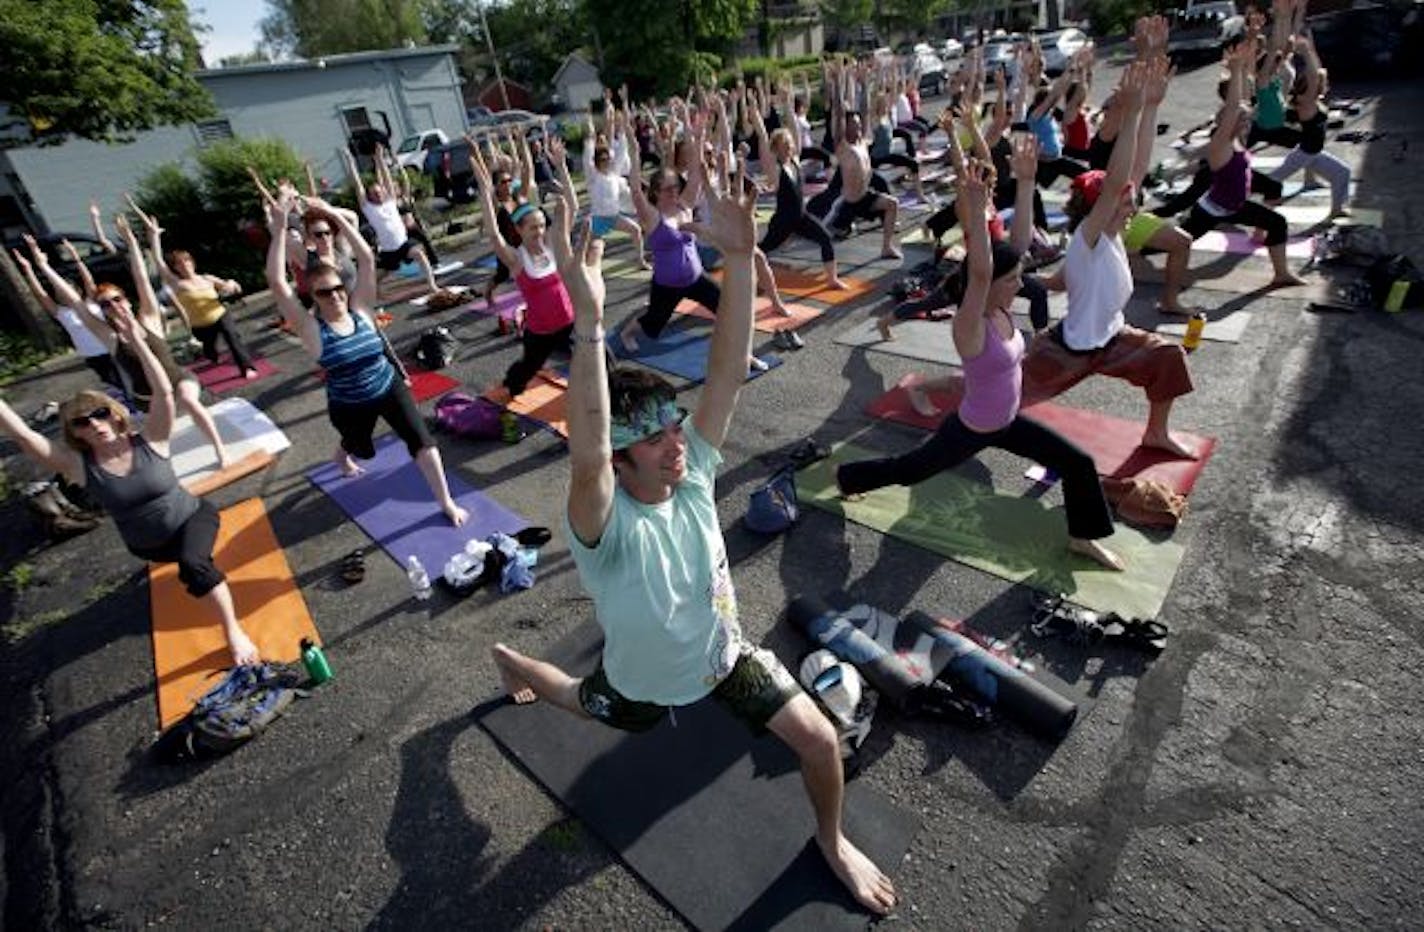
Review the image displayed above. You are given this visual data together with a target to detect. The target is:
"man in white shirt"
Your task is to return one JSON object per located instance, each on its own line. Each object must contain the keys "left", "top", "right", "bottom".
{"left": 341, "top": 147, "right": 438, "bottom": 295}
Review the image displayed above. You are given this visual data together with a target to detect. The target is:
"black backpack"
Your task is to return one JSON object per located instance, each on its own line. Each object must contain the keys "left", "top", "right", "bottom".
{"left": 413, "top": 326, "right": 459, "bottom": 370}
{"left": 153, "top": 664, "right": 301, "bottom": 763}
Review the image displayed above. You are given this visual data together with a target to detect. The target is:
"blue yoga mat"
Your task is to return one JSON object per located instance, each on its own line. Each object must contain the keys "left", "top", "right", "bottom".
{"left": 999, "top": 206, "right": 1070, "bottom": 232}
{"left": 606, "top": 329, "right": 782, "bottom": 384}
{"left": 307, "top": 434, "right": 527, "bottom": 572}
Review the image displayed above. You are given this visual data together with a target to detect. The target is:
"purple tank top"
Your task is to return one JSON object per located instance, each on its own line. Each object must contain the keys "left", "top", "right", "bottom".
{"left": 1207, "top": 149, "right": 1252, "bottom": 214}
{"left": 959, "top": 314, "right": 1025, "bottom": 432}
{"left": 648, "top": 216, "right": 702, "bottom": 288}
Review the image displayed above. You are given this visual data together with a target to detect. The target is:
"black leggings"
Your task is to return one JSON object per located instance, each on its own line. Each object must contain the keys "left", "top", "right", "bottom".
{"left": 129, "top": 499, "right": 225, "bottom": 598}
{"left": 891, "top": 274, "right": 1050, "bottom": 331}
{"left": 1153, "top": 161, "right": 1284, "bottom": 219}
{"left": 1181, "top": 200, "right": 1289, "bottom": 247}
{"left": 328, "top": 379, "right": 433, "bottom": 460}
{"left": 638, "top": 275, "right": 721, "bottom": 340}
{"left": 504, "top": 324, "right": 574, "bottom": 396}
{"left": 760, "top": 209, "right": 836, "bottom": 262}
{"left": 191, "top": 313, "right": 254, "bottom": 373}
{"left": 873, "top": 152, "right": 919, "bottom": 173}
{"left": 800, "top": 145, "right": 833, "bottom": 166}
{"left": 1036, "top": 156, "right": 1089, "bottom": 189}
{"left": 403, "top": 217, "right": 440, "bottom": 264}
{"left": 1247, "top": 123, "right": 1302, "bottom": 150}
{"left": 836, "top": 412, "right": 1114, "bottom": 541}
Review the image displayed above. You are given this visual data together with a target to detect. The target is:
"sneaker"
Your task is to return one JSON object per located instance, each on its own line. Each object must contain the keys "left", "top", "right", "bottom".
{"left": 786, "top": 330, "right": 805, "bottom": 349}
{"left": 773, "top": 331, "right": 792, "bottom": 351}
{"left": 748, "top": 355, "right": 770, "bottom": 372}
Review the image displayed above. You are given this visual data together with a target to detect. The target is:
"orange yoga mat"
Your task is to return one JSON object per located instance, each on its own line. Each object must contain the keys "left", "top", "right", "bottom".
{"left": 149, "top": 498, "right": 319, "bottom": 730}
{"left": 711, "top": 264, "right": 877, "bottom": 305}
{"left": 486, "top": 370, "right": 569, "bottom": 437}
{"left": 674, "top": 296, "right": 824, "bottom": 333}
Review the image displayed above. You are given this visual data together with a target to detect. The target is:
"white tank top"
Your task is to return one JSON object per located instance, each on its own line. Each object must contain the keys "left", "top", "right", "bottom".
{"left": 57, "top": 304, "right": 108, "bottom": 358}
{"left": 1061, "top": 228, "right": 1132, "bottom": 351}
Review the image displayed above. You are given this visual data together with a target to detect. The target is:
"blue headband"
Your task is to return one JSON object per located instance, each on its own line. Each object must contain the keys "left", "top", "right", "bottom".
{"left": 610, "top": 399, "right": 688, "bottom": 451}
{"left": 510, "top": 203, "right": 539, "bottom": 225}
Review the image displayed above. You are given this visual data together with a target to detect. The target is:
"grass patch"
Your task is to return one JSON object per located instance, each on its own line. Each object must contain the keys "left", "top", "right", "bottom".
{"left": 83, "top": 577, "right": 124, "bottom": 605}
{"left": 0, "top": 331, "right": 64, "bottom": 386}
{"left": 4, "top": 562, "right": 34, "bottom": 593}
{"left": 3, "top": 607, "right": 68, "bottom": 645}
{"left": 539, "top": 818, "right": 583, "bottom": 852}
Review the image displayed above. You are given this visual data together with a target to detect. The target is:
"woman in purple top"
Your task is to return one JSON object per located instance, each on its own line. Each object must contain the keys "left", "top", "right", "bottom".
{"left": 836, "top": 162, "right": 1122, "bottom": 570}
{"left": 616, "top": 119, "right": 767, "bottom": 371}
{"left": 1178, "top": 44, "right": 1304, "bottom": 288}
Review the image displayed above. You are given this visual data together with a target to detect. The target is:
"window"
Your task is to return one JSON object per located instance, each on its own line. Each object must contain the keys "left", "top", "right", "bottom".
{"left": 194, "top": 119, "right": 233, "bottom": 146}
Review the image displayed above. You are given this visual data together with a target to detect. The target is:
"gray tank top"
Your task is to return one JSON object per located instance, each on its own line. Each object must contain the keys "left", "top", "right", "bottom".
{"left": 83, "top": 435, "right": 201, "bottom": 551}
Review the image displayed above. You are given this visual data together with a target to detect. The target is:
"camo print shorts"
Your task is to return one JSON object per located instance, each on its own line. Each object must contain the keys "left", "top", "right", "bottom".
{"left": 578, "top": 642, "right": 801, "bottom": 735}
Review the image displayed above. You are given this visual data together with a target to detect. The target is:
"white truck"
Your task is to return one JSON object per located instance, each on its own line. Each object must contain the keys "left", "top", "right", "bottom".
{"left": 393, "top": 129, "right": 450, "bottom": 170}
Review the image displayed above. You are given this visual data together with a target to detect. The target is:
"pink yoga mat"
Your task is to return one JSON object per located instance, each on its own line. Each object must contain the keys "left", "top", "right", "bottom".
{"left": 1192, "top": 231, "right": 1317, "bottom": 258}
{"left": 467, "top": 290, "right": 526, "bottom": 322}
{"left": 187, "top": 356, "right": 277, "bottom": 394}
{"left": 866, "top": 384, "right": 1217, "bottom": 496}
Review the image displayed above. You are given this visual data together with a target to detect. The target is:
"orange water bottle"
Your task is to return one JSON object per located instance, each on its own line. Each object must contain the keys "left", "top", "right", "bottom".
{"left": 1182, "top": 313, "right": 1206, "bottom": 352}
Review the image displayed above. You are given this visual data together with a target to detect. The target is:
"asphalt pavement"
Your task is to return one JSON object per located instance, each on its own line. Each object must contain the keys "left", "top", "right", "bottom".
{"left": 2, "top": 60, "right": 1422, "bottom": 931}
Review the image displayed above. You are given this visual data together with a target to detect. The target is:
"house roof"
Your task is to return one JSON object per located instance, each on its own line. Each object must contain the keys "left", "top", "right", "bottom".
{"left": 550, "top": 52, "right": 599, "bottom": 88}
{"left": 199, "top": 44, "right": 461, "bottom": 79}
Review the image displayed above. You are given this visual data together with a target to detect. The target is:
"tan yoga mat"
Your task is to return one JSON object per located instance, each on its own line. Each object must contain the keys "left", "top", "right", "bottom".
{"left": 675, "top": 295, "right": 824, "bottom": 333}
{"left": 149, "top": 498, "right": 319, "bottom": 730}
{"left": 487, "top": 370, "right": 569, "bottom": 437}
{"left": 712, "top": 264, "right": 878, "bottom": 305}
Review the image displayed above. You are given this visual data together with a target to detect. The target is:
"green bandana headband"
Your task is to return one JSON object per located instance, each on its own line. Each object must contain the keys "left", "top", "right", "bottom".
{"left": 610, "top": 398, "right": 688, "bottom": 450}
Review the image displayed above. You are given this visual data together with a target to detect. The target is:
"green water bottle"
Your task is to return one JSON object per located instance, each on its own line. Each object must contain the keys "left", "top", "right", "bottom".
{"left": 300, "top": 638, "right": 333, "bottom": 685}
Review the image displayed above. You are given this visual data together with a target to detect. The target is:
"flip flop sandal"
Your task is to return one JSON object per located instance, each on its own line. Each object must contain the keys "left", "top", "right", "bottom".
{"left": 1100, "top": 617, "right": 1170, "bottom": 654}
{"left": 514, "top": 526, "right": 552, "bottom": 548}
{"left": 1030, "top": 593, "right": 1106, "bottom": 647}
{"left": 788, "top": 438, "right": 831, "bottom": 468}
{"left": 341, "top": 549, "right": 366, "bottom": 584}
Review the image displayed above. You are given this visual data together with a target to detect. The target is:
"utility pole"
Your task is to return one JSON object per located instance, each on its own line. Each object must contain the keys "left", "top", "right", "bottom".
{"left": 475, "top": 1, "right": 511, "bottom": 111}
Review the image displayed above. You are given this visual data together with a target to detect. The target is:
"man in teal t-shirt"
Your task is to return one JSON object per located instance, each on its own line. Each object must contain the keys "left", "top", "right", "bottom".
{"left": 490, "top": 161, "right": 897, "bottom": 916}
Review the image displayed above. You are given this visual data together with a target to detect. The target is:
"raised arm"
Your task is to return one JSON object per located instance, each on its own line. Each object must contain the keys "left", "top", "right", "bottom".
{"left": 749, "top": 106, "right": 778, "bottom": 194}
{"left": 110, "top": 302, "right": 176, "bottom": 447}
{"left": 1082, "top": 62, "right": 1147, "bottom": 246}
{"left": 11, "top": 247, "right": 57, "bottom": 315}
{"left": 468, "top": 140, "right": 521, "bottom": 271}
{"left": 688, "top": 158, "right": 756, "bottom": 449}
{"left": 547, "top": 136, "right": 578, "bottom": 219}
{"left": 261, "top": 187, "right": 322, "bottom": 357}
{"left": 514, "top": 131, "right": 536, "bottom": 198}
{"left": 27, "top": 238, "right": 108, "bottom": 350}
{"left": 88, "top": 199, "right": 118, "bottom": 254}
{"left": 128, "top": 194, "right": 181, "bottom": 293}
{"left": 624, "top": 123, "right": 658, "bottom": 230}
{"left": 0, "top": 398, "right": 82, "bottom": 482}
{"left": 1008, "top": 134, "right": 1040, "bottom": 255}
{"left": 1207, "top": 45, "right": 1249, "bottom": 170}
{"left": 951, "top": 161, "right": 994, "bottom": 358}
{"left": 1131, "top": 56, "right": 1172, "bottom": 185}
{"left": 315, "top": 194, "right": 375, "bottom": 308}
{"left": 56, "top": 238, "right": 99, "bottom": 300}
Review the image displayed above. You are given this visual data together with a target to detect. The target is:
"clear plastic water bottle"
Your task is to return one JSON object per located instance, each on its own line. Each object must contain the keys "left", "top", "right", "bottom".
{"left": 406, "top": 555, "right": 432, "bottom": 602}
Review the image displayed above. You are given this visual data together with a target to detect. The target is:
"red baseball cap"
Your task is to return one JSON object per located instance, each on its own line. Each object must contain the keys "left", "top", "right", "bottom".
{"left": 1071, "top": 170, "right": 1107, "bottom": 208}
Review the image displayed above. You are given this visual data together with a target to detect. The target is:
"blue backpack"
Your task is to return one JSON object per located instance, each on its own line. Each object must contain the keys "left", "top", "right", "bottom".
{"left": 154, "top": 664, "right": 299, "bottom": 763}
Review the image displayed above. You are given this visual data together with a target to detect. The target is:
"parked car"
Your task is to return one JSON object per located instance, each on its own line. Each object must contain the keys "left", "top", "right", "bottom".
{"left": 982, "top": 35, "right": 1023, "bottom": 83}
{"left": 424, "top": 139, "right": 478, "bottom": 204}
{"left": 5, "top": 232, "right": 136, "bottom": 300}
{"left": 393, "top": 129, "right": 449, "bottom": 169}
{"left": 1167, "top": 1, "right": 1245, "bottom": 61}
{"left": 1036, "top": 27, "right": 1090, "bottom": 76}
{"left": 941, "top": 37, "right": 965, "bottom": 60}
{"left": 914, "top": 51, "right": 950, "bottom": 96}
{"left": 466, "top": 105, "right": 494, "bottom": 125}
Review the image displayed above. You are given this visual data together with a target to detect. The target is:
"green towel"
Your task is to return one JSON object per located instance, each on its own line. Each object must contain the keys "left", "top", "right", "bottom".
{"left": 797, "top": 444, "right": 1185, "bottom": 619}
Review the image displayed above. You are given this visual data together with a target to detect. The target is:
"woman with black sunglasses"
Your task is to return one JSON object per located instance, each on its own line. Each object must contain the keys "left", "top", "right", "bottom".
{"left": 262, "top": 190, "right": 469, "bottom": 526}
{"left": 0, "top": 301, "right": 262, "bottom": 667}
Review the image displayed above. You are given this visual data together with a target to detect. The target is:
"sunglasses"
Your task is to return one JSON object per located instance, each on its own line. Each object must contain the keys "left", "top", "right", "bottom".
{"left": 496, "top": 176, "right": 513, "bottom": 185}
{"left": 313, "top": 283, "right": 346, "bottom": 299}
{"left": 310, "top": 228, "right": 334, "bottom": 238}
{"left": 69, "top": 406, "right": 113, "bottom": 429}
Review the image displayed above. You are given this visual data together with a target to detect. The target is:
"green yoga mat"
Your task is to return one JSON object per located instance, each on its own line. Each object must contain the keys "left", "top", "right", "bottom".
{"left": 798, "top": 444, "right": 1185, "bottom": 619}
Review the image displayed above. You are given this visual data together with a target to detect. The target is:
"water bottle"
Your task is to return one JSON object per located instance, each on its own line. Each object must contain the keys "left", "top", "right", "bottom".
{"left": 300, "top": 638, "right": 333, "bottom": 685}
{"left": 500, "top": 410, "right": 522, "bottom": 444}
{"left": 1182, "top": 313, "right": 1206, "bottom": 352}
{"left": 406, "top": 555, "right": 432, "bottom": 601}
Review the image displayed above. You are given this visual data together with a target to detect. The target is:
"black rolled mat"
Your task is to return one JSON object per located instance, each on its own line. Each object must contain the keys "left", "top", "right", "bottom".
{"left": 476, "top": 623, "right": 919, "bottom": 931}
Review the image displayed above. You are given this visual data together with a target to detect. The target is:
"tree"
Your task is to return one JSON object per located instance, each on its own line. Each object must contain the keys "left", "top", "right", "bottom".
{"left": 260, "top": 0, "right": 428, "bottom": 59}
{"left": 877, "top": 0, "right": 952, "bottom": 36}
{"left": 0, "top": 0, "right": 214, "bottom": 144}
{"left": 218, "top": 50, "right": 274, "bottom": 68}
{"left": 585, "top": 0, "right": 757, "bottom": 96}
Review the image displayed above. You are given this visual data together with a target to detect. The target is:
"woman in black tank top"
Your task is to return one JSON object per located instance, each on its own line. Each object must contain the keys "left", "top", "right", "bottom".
{"left": 0, "top": 302, "right": 261, "bottom": 668}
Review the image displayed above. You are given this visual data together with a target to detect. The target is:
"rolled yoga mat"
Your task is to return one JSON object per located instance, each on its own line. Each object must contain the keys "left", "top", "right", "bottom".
{"left": 306, "top": 433, "right": 528, "bottom": 572}
{"left": 795, "top": 443, "right": 1186, "bottom": 620}
{"left": 788, "top": 596, "right": 1079, "bottom": 740}
{"left": 149, "top": 498, "right": 320, "bottom": 729}
{"left": 476, "top": 621, "right": 918, "bottom": 932}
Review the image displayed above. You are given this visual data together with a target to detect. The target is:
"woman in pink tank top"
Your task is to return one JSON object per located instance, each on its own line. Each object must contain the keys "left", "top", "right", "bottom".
{"left": 473, "top": 142, "right": 579, "bottom": 401}
{"left": 836, "top": 162, "right": 1123, "bottom": 570}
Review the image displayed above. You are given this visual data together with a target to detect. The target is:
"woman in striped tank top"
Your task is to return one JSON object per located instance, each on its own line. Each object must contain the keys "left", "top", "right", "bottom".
{"left": 262, "top": 191, "right": 469, "bottom": 527}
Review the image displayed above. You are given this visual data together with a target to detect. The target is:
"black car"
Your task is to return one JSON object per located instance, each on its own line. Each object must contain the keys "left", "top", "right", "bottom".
{"left": 5, "top": 232, "right": 137, "bottom": 299}
{"left": 425, "top": 139, "right": 479, "bottom": 204}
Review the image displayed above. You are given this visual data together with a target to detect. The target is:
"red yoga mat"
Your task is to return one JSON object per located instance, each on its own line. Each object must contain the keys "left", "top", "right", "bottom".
{"left": 406, "top": 368, "right": 461, "bottom": 403}
{"left": 866, "top": 383, "right": 1217, "bottom": 495}
{"left": 187, "top": 356, "right": 277, "bottom": 394}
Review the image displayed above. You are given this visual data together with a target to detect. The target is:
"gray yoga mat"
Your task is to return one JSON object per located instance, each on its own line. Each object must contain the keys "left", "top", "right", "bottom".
{"left": 477, "top": 623, "right": 918, "bottom": 931}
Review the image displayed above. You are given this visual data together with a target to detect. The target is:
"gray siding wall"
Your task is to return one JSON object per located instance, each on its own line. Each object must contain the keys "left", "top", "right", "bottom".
{"left": 8, "top": 51, "right": 465, "bottom": 236}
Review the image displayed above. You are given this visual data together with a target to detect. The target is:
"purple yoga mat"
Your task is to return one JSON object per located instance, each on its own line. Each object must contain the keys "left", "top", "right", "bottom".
{"left": 467, "top": 289, "right": 526, "bottom": 321}
{"left": 306, "top": 434, "right": 528, "bottom": 572}
{"left": 1192, "top": 230, "right": 1316, "bottom": 258}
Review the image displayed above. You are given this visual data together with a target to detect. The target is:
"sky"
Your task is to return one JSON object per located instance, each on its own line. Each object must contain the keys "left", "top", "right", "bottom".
{"left": 189, "top": 0, "right": 269, "bottom": 65}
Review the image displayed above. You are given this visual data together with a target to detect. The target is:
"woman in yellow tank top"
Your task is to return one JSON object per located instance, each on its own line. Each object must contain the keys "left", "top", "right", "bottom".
{"left": 133, "top": 201, "right": 260, "bottom": 379}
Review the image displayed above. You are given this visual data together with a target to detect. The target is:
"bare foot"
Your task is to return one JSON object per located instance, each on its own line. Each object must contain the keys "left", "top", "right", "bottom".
{"left": 227, "top": 627, "right": 261, "bottom": 667}
{"left": 827, "top": 277, "right": 851, "bottom": 290}
{"left": 1269, "top": 273, "right": 1307, "bottom": 288}
{"left": 876, "top": 316, "right": 895, "bottom": 341}
{"left": 1069, "top": 538, "right": 1126, "bottom": 571}
{"left": 335, "top": 449, "right": 365, "bottom": 477}
{"left": 1142, "top": 431, "right": 1199, "bottom": 459}
{"left": 905, "top": 383, "right": 939, "bottom": 418}
{"left": 619, "top": 323, "right": 641, "bottom": 355}
{"left": 215, "top": 447, "right": 233, "bottom": 470}
{"left": 244, "top": 367, "right": 261, "bottom": 380}
{"left": 774, "top": 303, "right": 794, "bottom": 317}
{"left": 486, "top": 384, "right": 513, "bottom": 406}
{"left": 491, "top": 643, "right": 538, "bottom": 704}
{"left": 444, "top": 502, "right": 470, "bottom": 527}
{"left": 818, "top": 834, "right": 897, "bottom": 915}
